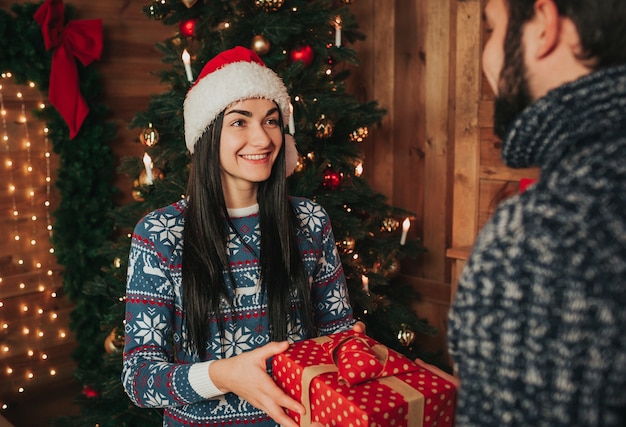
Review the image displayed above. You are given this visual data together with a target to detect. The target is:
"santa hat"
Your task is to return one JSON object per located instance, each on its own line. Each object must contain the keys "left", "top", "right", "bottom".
{"left": 183, "top": 46, "right": 298, "bottom": 174}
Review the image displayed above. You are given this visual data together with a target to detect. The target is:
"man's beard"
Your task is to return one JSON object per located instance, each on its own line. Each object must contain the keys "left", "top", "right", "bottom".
{"left": 493, "top": 36, "right": 533, "bottom": 140}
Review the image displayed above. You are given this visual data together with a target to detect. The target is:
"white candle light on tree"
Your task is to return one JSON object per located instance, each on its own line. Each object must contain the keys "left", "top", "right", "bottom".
{"left": 288, "top": 102, "right": 296, "bottom": 135}
{"left": 143, "top": 153, "right": 153, "bottom": 185}
{"left": 400, "top": 217, "right": 411, "bottom": 245}
{"left": 334, "top": 16, "right": 342, "bottom": 47}
{"left": 182, "top": 49, "right": 194, "bottom": 82}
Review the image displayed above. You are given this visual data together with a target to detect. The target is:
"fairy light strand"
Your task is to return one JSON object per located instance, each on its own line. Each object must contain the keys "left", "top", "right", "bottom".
{"left": 19, "top": 89, "right": 38, "bottom": 248}
{"left": 0, "top": 75, "right": 64, "bottom": 410}
{"left": 0, "top": 81, "right": 21, "bottom": 245}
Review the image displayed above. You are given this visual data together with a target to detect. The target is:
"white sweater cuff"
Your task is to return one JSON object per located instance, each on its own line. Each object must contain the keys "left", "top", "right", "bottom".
{"left": 189, "top": 360, "right": 224, "bottom": 399}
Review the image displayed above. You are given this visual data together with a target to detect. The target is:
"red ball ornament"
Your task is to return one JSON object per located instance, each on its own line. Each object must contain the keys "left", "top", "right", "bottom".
{"left": 179, "top": 18, "right": 198, "bottom": 38}
{"left": 322, "top": 168, "right": 342, "bottom": 190}
{"left": 290, "top": 45, "right": 314, "bottom": 67}
{"left": 82, "top": 385, "right": 100, "bottom": 399}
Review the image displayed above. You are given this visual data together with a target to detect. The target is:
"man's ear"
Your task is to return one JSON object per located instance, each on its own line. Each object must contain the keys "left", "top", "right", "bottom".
{"left": 533, "top": 0, "right": 560, "bottom": 58}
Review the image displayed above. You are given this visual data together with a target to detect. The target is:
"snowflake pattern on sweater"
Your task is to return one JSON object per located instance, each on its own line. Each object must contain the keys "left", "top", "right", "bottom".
{"left": 122, "top": 197, "right": 354, "bottom": 426}
{"left": 448, "top": 65, "right": 626, "bottom": 426}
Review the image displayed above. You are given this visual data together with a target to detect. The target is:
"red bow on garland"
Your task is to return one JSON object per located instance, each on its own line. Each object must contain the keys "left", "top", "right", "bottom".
{"left": 34, "top": 0, "right": 102, "bottom": 139}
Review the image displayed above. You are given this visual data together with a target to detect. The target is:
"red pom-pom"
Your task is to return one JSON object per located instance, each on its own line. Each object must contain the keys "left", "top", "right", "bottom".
{"left": 179, "top": 18, "right": 198, "bottom": 38}
{"left": 289, "top": 45, "right": 314, "bottom": 67}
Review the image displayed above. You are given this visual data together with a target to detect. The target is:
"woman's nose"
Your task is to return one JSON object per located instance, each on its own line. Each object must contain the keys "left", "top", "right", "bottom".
{"left": 248, "top": 123, "right": 273, "bottom": 147}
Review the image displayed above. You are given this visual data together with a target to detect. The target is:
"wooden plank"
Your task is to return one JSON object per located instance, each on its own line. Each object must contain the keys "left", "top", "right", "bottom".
{"left": 451, "top": 0, "right": 482, "bottom": 248}
{"left": 418, "top": 0, "right": 453, "bottom": 281}
{"left": 371, "top": 0, "right": 396, "bottom": 199}
{"left": 0, "top": 267, "right": 64, "bottom": 299}
{"left": 479, "top": 99, "right": 494, "bottom": 127}
{"left": 391, "top": 0, "right": 425, "bottom": 283}
{"left": 393, "top": 0, "right": 424, "bottom": 215}
{"left": 477, "top": 178, "right": 518, "bottom": 230}
{"left": 0, "top": 290, "right": 72, "bottom": 319}
{"left": 445, "top": 246, "right": 471, "bottom": 261}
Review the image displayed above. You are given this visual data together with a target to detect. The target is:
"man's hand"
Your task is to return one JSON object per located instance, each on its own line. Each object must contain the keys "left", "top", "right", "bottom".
{"left": 352, "top": 320, "right": 366, "bottom": 334}
{"left": 209, "top": 341, "right": 303, "bottom": 427}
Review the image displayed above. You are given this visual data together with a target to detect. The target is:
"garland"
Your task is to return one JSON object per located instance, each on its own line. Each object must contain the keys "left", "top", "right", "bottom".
{"left": 0, "top": 1, "right": 116, "bottom": 375}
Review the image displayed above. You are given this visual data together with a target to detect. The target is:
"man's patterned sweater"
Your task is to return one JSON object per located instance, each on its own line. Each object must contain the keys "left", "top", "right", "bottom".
{"left": 449, "top": 65, "right": 626, "bottom": 426}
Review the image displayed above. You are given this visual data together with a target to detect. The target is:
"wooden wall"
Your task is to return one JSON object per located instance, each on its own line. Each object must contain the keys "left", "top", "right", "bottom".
{"left": 349, "top": 0, "right": 458, "bottom": 359}
{"left": 351, "top": 0, "right": 540, "bottom": 361}
{"left": 1, "top": 0, "right": 542, "bottom": 423}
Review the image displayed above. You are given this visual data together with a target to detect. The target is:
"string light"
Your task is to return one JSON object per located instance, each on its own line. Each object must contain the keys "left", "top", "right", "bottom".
{"left": 0, "top": 75, "right": 65, "bottom": 400}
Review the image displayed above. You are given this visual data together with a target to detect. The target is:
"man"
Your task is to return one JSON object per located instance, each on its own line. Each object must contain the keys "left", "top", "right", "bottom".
{"left": 448, "top": 0, "right": 626, "bottom": 426}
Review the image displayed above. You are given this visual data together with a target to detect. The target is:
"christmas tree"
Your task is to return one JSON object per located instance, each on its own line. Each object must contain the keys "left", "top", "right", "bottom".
{"left": 55, "top": 0, "right": 436, "bottom": 425}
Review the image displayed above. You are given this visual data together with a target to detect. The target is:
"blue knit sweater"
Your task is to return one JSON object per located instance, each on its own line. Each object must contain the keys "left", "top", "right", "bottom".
{"left": 448, "top": 65, "right": 626, "bottom": 426}
{"left": 122, "top": 197, "right": 354, "bottom": 426}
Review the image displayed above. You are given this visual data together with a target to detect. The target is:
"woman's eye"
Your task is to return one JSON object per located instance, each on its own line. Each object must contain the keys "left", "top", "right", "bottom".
{"left": 265, "top": 117, "right": 279, "bottom": 126}
{"left": 231, "top": 119, "right": 245, "bottom": 127}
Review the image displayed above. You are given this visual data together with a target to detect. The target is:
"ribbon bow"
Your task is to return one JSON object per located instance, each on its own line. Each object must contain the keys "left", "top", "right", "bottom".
{"left": 34, "top": 0, "right": 102, "bottom": 139}
{"left": 322, "top": 333, "right": 416, "bottom": 387}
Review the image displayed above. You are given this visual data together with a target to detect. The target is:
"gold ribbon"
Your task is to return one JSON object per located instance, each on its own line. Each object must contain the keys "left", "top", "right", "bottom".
{"left": 300, "top": 363, "right": 337, "bottom": 426}
{"left": 378, "top": 377, "right": 424, "bottom": 427}
{"left": 298, "top": 336, "right": 424, "bottom": 427}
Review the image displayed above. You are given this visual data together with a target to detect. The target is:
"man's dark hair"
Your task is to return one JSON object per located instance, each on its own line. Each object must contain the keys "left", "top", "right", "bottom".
{"left": 506, "top": 0, "right": 626, "bottom": 69}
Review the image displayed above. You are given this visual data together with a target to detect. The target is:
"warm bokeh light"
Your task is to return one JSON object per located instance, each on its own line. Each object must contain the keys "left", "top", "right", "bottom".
{"left": 0, "top": 74, "right": 65, "bottom": 406}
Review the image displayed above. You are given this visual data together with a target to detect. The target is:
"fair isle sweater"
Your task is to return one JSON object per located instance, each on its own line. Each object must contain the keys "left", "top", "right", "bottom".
{"left": 448, "top": 66, "right": 626, "bottom": 426}
{"left": 122, "top": 196, "right": 355, "bottom": 427}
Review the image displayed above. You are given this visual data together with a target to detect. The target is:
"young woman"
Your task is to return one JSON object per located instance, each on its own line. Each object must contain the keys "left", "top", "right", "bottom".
{"left": 121, "top": 46, "right": 362, "bottom": 427}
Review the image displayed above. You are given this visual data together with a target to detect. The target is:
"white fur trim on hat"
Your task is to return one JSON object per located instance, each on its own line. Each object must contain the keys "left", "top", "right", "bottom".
{"left": 284, "top": 134, "right": 298, "bottom": 177}
{"left": 183, "top": 61, "right": 291, "bottom": 154}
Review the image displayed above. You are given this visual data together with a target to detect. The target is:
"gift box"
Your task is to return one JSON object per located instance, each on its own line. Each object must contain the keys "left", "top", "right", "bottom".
{"left": 272, "top": 330, "right": 457, "bottom": 427}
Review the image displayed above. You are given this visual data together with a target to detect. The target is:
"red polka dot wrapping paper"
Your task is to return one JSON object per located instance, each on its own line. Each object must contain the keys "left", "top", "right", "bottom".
{"left": 272, "top": 330, "right": 457, "bottom": 427}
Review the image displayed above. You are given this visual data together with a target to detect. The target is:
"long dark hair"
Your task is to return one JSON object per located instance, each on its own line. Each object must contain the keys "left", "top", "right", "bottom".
{"left": 181, "top": 108, "right": 314, "bottom": 357}
{"left": 505, "top": 0, "right": 626, "bottom": 69}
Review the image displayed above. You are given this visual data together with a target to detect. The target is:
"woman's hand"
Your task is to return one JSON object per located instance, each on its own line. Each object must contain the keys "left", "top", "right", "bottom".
{"left": 209, "top": 341, "right": 303, "bottom": 427}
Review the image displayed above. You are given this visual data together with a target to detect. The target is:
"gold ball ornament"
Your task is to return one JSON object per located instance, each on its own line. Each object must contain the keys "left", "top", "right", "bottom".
{"left": 295, "top": 154, "right": 306, "bottom": 173}
{"left": 397, "top": 323, "right": 416, "bottom": 347}
{"left": 349, "top": 126, "right": 369, "bottom": 143}
{"left": 251, "top": 35, "right": 271, "bottom": 56}
{"left": 380, "top": 217, "right": 400, "bottom": 233}
{"left": 255, "top": 0, "right": 284, "bottom": 12}
{"left": 132, "top": 188, "right": 145, "bottom": 202}
{"left": 314, "top": 115, "right": 335, "bottom": 139}
{"left": 140, "top": 123, "right": 159, "bottom": 147}
{"left": 373, "top": 256, "right": 401, "bottom": 278}
{"left": 104, "top": 328, "right": 124, "bottom": 354}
